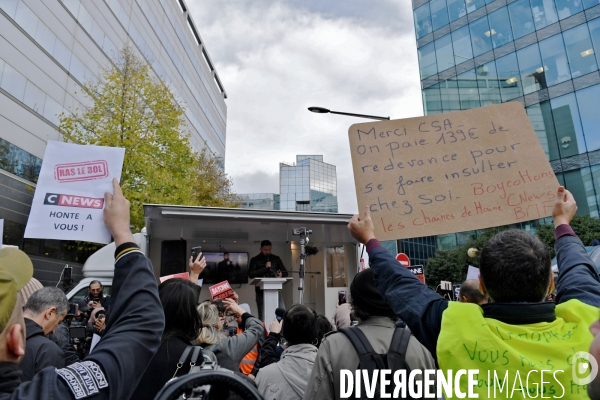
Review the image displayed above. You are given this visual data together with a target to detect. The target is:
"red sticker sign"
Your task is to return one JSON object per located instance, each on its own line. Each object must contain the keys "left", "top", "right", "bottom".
{"left": 55, "top": 160, "right": 109, "bottom": 183}
{"left": 209, "top": 281, "right": 234, "bottom": 300}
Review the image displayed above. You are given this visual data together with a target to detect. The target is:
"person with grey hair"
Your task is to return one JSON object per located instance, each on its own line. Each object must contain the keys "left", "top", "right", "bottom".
{"left": 20, "top": 287, "right": 69, "bottom": 381}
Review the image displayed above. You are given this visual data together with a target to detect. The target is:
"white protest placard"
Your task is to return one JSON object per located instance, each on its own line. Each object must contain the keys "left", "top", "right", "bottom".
{"left": 0, "top": 219, "right": 3, "bottom": 249}
{"left": 348, "top": 102, "right": 560, "bottom": 241}
{"left": 24, "top": 141, "right": 125, "bottom": 244}
{"left": 467, "top": 265, "right": 480, "bottom": 280}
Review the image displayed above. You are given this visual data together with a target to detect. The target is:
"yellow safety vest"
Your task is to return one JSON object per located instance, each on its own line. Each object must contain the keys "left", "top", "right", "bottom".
{"left": 437, "top": 299, "right": 598, "bottom": 399}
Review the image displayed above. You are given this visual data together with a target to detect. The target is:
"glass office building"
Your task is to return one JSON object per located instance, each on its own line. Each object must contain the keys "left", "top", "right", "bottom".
{"left": 280, "top": 155, "right": 338, "bottom": 213}
{"left": 237, "top": 193, "right": 280, "bottom": 210}
{"left": 0, "top": 0, "right": 226, "bottom": 284}
{"left": 413, "top": 0, "right": 600, "bottom": 254}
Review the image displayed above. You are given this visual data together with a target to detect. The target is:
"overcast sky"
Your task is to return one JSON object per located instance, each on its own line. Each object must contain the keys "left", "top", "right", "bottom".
{"left": 190, "top": 0, "right": 423, "bottom": 214}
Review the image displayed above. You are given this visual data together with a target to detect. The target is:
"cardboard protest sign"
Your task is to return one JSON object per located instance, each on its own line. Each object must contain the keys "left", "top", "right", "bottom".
{"left": 209, "top": 280, "right": 235, "bottom": 300}
{"left": 348, "top": 102, "right": 559, "bottom": 241}
{"left": 24, "top": 141, "right": 125, "bottom": 244}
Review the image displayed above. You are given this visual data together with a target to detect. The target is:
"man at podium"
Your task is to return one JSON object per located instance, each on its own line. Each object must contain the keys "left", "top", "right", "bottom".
{"left": 248, "top": 240, "right": 288, "bottom": 321}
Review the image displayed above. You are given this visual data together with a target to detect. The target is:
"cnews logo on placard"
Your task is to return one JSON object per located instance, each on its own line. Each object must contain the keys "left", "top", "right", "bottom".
{"left": 44, "top": 193, "right": 104, "bottom": 209}
{"left": 572, "top": 351, "right": 599, "bottom": 385}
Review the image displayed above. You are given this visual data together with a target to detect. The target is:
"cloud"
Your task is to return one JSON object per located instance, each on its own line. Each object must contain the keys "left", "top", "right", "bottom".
{"left": 231, "top": 170, "right": 279, "bottom": 194}
{"left": 190, "top": 0, "right": 422, "bottom": 214}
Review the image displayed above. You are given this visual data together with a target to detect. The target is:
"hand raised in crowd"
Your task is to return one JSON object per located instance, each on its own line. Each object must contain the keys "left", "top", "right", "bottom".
{"left": 95, "top": 316, "right": 106, "bottom": 331}
{"left": 553, "top": 186, "right": 578, "bottom": 228}
{"left": 104, "top": 178, "right": 134, "bottom": 246}
{"left": 348, "top": 206, "right": 377, "bottom": 245}
{"left": 223, "top": 298, "right": 246, "bottom": 317}
{"left": 269, "top": 318, "right": 282, "bottom": 334}
{"left": 188, "top": 252, "right": 206, "bottom": 284}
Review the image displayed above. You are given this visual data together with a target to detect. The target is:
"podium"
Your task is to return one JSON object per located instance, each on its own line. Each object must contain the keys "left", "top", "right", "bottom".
{"left": 249, "top": 277, "right": 293, "bottom": 322}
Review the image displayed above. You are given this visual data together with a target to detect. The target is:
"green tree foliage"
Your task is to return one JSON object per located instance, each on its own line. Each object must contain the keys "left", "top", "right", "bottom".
{"left": 536, "top": 215, "right": 600, "bottom": 258}
{"left": 425, "top": 227, "right": 509, "bottom": 286}
{"left": 59, "top": 47, "right": 237, "bottom": 230}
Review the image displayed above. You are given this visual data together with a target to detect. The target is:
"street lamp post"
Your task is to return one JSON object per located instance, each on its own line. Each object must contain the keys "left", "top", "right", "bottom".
{"left": 308, "top": 106, "right": 390, "bottom": 121}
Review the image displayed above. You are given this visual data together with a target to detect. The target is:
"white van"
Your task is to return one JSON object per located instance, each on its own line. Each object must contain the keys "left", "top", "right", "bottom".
{"left": 65, "top": 231, "right": 147, "bottom": 303}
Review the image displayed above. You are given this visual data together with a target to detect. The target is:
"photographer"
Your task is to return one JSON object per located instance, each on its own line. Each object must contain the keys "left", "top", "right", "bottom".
{"left": 83, "top": 280, "right": 111, "bottom": 312}
{"left": 248, "top": 240, "right": 288, "bottom": 321}
{"left": 197, "top": 298, "right": 265, "bottom": 371}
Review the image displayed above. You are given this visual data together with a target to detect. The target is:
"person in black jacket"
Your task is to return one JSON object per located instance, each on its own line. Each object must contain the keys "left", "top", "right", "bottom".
{"left": 248, "top": 240, "right": 288, "bottom": 321}
{"left": 0, "top": 178, "right": 165, "bottom": 400}
{"left": 131, "top": 277, "right": 204, "bottom": 400}
{"left": 20, "top": 287, "right": 69, "bottom": 381}
{"left": 47, "top": 322, "right": 79, "bottom": 365}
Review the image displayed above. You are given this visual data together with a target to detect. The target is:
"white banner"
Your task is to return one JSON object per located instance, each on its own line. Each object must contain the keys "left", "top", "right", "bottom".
{"left": 24, "top": 141, "right": 125, "bottom": 244}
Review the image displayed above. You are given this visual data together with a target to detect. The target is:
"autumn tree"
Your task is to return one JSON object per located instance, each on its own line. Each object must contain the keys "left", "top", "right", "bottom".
{"left": 59, "top": 47, "right": 236, "bottom": 230}
{"left": 536, "top": 215, "right": 600, "bottom": 258}
{"left": 424, "top": 227, "right": 509, "bottom": 287}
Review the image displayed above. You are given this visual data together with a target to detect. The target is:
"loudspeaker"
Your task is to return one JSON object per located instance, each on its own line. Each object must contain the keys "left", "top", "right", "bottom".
{"left": 160, "top": 240, "right": 187, "bottom": 277}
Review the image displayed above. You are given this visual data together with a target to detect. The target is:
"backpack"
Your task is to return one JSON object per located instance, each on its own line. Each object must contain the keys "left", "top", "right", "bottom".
{"left": 171, "top": 345, "right": 219, "bottom": 380}
{"left": 338, "top": 324, "right": 414, "bottom": 400}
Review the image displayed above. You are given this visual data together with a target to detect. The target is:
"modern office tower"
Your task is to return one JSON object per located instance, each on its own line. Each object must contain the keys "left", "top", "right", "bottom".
{"left": 0, "top": 0, "right": 227, "bottom": 284}
{"left": 237, "top": 193, "right": 281, "bottom": 210}
{"left": 280, "top": 155, "right": 338, "bottom": 213}
{"left": 412, "top": 0, "right": 600, "bottom": 254}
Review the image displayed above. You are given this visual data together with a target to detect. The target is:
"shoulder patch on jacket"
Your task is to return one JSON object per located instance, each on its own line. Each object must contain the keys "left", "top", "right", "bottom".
{"left": 56, "top": 361, "right": 108, "bottom": 399}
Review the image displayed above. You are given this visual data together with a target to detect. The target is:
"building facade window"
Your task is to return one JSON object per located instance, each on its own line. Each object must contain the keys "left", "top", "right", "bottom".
{"left": 415, "top": 3, "right": 433, "bottom": 39}
{"left": 436, "top": 34, "right": 455, "bottom": 72}
{"left": 414, "top": 0, "right": 600, "bottom": 268}
{"left": 431, "top": 0, "right": 450, "bottom": 30}
{"left": 470, "top": 16, "right": 493, "bottom": 57}
{"left": 575, "top": 84, "right": 600, "bottom": 152}
{"left": 555, "top": 0, "right": 584, "bottom": 20}
{"left": 0, "top": 138, "right": 42, "bottom": 183}
{"left": 550, "top": 93, "right": 587, "bottom": 157}
{"left": 508, "top": 0, "right": 536, "bottom": 39}
{"left": 419, "top": 42, "right": 438, "bottom": 79}
{"left": 448, "top": 0, "right": 467, "bottom": 22}
{"left": 489, "top": 8, "right": 514, "bottom": 49}
{"left": 526, "top": 102, "right": 561, "bottom": 161}
{"left": 539, "top": 34, "right": 571, "bottom": 86}
{"left": 516, "top": 44, "right": 546, "bottom": 94}
{"left": 563, "top": 24, "right": 597, "bottom": 78}
{"left": 452, "top": 25, "right": 474, "bottom": 64}
{"left": 495, "top": 53, "right": 523, "bottom": 101}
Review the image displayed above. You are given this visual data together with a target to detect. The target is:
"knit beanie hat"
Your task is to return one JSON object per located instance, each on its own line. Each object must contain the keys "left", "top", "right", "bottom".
{"left": 350, "top": 268, "right": 392, "bottom": 316}
{"left": 19, "top": 277, "right": 43, "bottom": 305}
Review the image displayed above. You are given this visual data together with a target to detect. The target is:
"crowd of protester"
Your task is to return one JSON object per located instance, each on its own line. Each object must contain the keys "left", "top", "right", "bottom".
{"left": 2, "top": 182, "right": 600, "bottom": 399}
